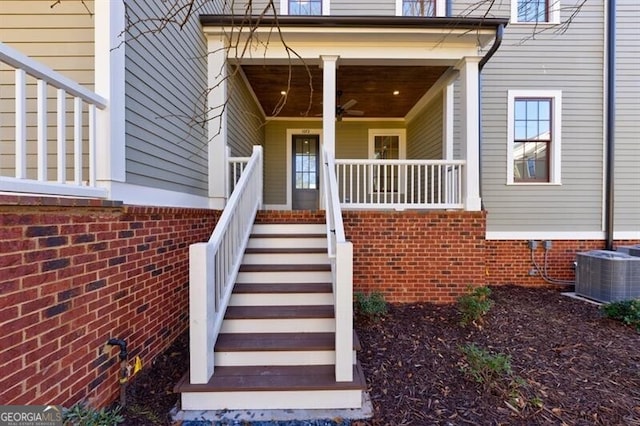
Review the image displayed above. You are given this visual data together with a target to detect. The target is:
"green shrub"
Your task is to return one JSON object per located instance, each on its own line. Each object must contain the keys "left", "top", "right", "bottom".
{"left": 354, "top": 291, "right": 387, "bottom": 320}
{"left": 457, "top": 286, "right": 494, "bottom": 327}
{"left": 601, "top": 299, "right": 640, "bottom": 331}
{"left": 63, "top": 402, "right": 124, "bottom": 426}
{"left": 459, "top": 343, "right": 512, "bottom": 388}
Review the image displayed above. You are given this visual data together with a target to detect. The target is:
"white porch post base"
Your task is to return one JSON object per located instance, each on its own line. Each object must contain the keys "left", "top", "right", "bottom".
{"left": 456, "top": 57, "right": 482, "bottom": 212}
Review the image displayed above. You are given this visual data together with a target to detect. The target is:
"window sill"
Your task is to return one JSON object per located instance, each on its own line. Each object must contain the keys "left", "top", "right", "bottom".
{"left": 506, "top": 182, "right": 562, "bottom": 186}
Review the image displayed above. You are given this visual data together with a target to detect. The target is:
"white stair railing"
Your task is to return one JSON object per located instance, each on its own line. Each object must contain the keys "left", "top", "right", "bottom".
{"left": 335, "top": 159, "right": 465, "bottom": 210}
{"left": 227, "top": 155, "right": 250, "bottom": 198}
{"left": 322, "top": 148, "right": 354, "bottom": 382}
{"left": 0, "top": 42, "right": 107, "bottom": 198}
{"left": 189, "top": 145, "right": 263, "bottom": 384}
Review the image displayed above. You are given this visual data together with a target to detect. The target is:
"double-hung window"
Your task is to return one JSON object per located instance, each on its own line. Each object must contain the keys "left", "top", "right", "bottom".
{"left": 507, "top": 90, "right": 562, "bottom": 184}
{"left": 396, "top": 0, "right": 445, "bottom": 16}
{"left": 511, "top": 0, "right": 560, "bottom": 24}
{"left": 368, "top": 129, "right": 406, "bottom": 194}
{"left": 283, "top": 0, "right": 325, "bottom": 15}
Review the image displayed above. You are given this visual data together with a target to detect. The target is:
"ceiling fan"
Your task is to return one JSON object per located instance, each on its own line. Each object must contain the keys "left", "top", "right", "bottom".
{"left": 335, "top": 90, "right": 364, "bottom": 121}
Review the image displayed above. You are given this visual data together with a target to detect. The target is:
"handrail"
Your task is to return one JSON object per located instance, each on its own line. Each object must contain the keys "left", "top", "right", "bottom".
{"left": 189, "top": 145, "right": 263, "bottom": 384}
{"left": 0, "top": 43, "right": 107, "bottom": 107}
{"left": 322, "top": 147, "right": 353, "bottom": 382}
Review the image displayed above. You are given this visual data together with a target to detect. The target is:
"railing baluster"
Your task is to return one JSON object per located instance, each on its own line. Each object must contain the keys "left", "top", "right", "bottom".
{"left": 15, "top": 69, "right": 27, "bottom": 179}
{"left": 73, "top": 97, "right": 82, "bottom": 185}
{"left": 37, "top": 80, "right": 48, "bottom": 182}
{"left": 89, "top": 104, "right": 96, "bottom": 187}
{"left": 57, "top": 89, "right": 66, "bottom": 184}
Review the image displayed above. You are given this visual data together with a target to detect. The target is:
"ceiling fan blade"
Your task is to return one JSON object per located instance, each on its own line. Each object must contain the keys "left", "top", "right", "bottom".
{"left": 341, "top": 99, "right": 358, "bottom": 110}
{"left": 346, "top": 110, "right": 365, "bottom": 116}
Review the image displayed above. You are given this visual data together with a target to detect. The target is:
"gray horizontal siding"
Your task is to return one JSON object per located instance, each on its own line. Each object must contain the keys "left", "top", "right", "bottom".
{"left": 228, "top": 68, "right": 265, "bottom": 156}
{"left": 479, "top": 0, "right": 606, "bottom": 233}
{"left": 407, "top": 92, "right": 443, "bottom": 160}
{"left": 124, "top": 1, "right": 216, "bottom": 196}
{"left": 614, "top": 0, "right": 640, "bottom": 233}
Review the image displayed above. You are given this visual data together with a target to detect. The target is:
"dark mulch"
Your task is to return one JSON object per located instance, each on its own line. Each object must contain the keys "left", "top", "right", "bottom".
{"left": 121, "top": 286, "right": 640, "bottom": 425}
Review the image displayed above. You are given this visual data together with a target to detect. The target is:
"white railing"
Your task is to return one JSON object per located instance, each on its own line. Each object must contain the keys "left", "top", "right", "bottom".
{"left": 335, "top": 159, "right": 465, "bottom": 210}
{"left": 322, "top": 148, "right": 354, "bottom": 382}
{"left": 227, "top": 155, "right": 250, "bottom": 197}
{"left": 189, "top": 145, "right": 263, "bottom": 384}
{"left": 0, "top": 42, "right": 108, "bottom": 198}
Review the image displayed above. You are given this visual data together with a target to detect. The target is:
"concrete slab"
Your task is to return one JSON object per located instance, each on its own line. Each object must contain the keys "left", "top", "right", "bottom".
{"left": 171, "top": 392, "right": 373, "bottom": 425}
{"left": 561, "top": 292, "right": 603, "bottom": 306}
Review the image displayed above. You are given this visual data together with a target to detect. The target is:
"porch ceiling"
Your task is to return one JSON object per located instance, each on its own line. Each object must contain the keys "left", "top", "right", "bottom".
{"left": 241, "top": 65, "right": 448, "bottom": 119}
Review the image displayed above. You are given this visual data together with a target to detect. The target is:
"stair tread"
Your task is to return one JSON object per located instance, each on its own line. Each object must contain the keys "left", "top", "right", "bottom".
{"left": 225, "top": 305, "right": 334, "bottom": 319}
{"left": 250, "top": 233, "right": 326, "bottom": 239}
{"left": 234, "top": 282, "right": 332, "bottom": 294}
{"left": 245, "top": 247, "right": 327, "bottom": 254}
{"left": 175, "top": 364, "right": 366, "bottom": 393}
{"left": 239, "top": 264, "right": 331, "bottom": 272}
{"left": 215, "top": 331, "right": 362, "bottom": 352}
{"left": 216, "top": 332, "right": 334, "bottom": 351}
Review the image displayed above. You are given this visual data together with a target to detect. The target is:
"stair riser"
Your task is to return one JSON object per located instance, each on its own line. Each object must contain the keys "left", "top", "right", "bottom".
{"left": 236, "top": 271, "right": 332, "bottom": 284}
{"left": 215, "top": 350, "right": 358, "bottom": 367}
{"left": 247, "top": 238, "right": 327, "bottom": 249}
{"left": 221, "top": 318, "right": 335, "bottom": 334}
{"left": 181, "top": 389, "right": 362, "bottom": 410}
{"left": 252, "top": 224, "right": 326, "bottom": 234}
{"left": 215, "top": 350, "right": 335, "bottom": 366}
{"left": 242, "top": 253, "right": 329, "bottom": 265}
{"left": 229, "top": 293, "right": 334, "bottom": 306}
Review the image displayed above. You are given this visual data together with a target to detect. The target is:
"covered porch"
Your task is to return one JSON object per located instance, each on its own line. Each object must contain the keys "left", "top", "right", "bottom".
{"left": 204, "top": 16, "right": 507, "bottom": 213}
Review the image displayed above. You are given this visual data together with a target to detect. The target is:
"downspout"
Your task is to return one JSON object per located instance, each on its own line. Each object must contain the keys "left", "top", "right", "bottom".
{"left": 605, "top": 0, "right": 616, "bottom": 250}
{"left": 477, "top": 24, "right": 505, "bottom": 202}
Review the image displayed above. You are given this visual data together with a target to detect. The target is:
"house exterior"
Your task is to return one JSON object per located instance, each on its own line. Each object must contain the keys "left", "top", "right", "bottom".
{"left": 0, "top": 0, "right": 637, "bottom": 413}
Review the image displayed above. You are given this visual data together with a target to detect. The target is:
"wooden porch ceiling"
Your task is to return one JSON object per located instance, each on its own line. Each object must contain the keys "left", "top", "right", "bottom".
{"left": 240, "top": 65, "right": 448, "bottom": 119}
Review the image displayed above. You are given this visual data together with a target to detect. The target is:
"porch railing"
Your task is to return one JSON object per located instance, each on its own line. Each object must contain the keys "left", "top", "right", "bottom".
{"left": 0, "top": 42, "right": 108, "bottom": 198}
{"left": 322, "top": 148, "right": 354, "bottom": 382}
{"left": 227, "top": 153, "right": 250, "bottom": 197}
{"left": 335, "top": 159, "right": 465, "bottom": 210}
{"left": 189, "top": 145, "right": 263, "bottom": 384}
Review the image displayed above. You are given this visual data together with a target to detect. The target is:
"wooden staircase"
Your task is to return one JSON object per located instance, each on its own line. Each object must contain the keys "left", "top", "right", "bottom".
{"left": 176, "top": 223, "right": 365, "bottom": 411}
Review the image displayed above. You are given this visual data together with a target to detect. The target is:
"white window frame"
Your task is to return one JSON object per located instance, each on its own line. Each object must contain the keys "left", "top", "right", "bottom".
{"left": 395, "top": 0, "right": 446, "bottom": 16}
{"left": 510, "top": 0, "right": 561, "bottom": 24}
{"left": 281, "top": 0, "right": 330, "bottom": 16}
{"left": 368, "top": 129, "right": 407, "bottom": 194}
{"left": 507, "top": 90, "right": 562, "bottom": 185}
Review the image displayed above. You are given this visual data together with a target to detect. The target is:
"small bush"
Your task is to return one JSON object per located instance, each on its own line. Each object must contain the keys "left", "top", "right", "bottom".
{"left": 354, "top": 291, "right": 387, "bottom": 320}
{"left": 457, "top": 286, "right": 494, "bottom": 327}
{"left": 601, "top": 299, "right": 640, "bottom": 332}
{"left": 63, "top": 402, "right": 124, "bottom": 426}
{"left": 459, "top": 343, "right": 512, "bottom": 388}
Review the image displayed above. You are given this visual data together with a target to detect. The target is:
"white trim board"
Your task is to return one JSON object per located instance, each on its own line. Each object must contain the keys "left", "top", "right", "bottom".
{"left": 486, "top": 231, "right": 640, "bottom": 241}
{"left": 104, "top": 181, "right": 211, "bottom": 209}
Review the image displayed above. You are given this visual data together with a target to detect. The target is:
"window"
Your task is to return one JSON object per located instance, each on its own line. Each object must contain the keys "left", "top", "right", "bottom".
{"left": 396, "top": 0, "right": 444, "bottom": 16}
{"left": 507, "top": 90, "right": 562, "bottom": 184}
{"left": 402, "top": 0, "right": 436, "bottom": 16}
{"left": 368, "top": 129, "right": 406, "bottom": 193}
{"left": 511, "top": 0, "right": 560, "bottom": 24}
{"left": 282, "top": 0, "right": 323, "bottom": 15}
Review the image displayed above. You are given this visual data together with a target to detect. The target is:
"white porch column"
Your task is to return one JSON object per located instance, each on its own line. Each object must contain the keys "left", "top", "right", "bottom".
{"left": 94, "top": 0, "right": 126, "bottom": 185}
{"left": 456, "top": 57, "right": 482, "bottom": 211}
{"left": 207, "top": 38, "right": 228, "bottom": 209}
{"left": 320, "top": 55, "right": 338, "bottom": 155}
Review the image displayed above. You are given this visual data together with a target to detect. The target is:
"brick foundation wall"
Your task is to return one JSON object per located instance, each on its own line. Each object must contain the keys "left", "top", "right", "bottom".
{"left": 255, "top": 210, "right": 326, "bottom": 224}
{"left": 0, "top": 196, "right": 220, "bottom": 408}
{"left": 486, "top": 239, "right": 640, "bottom": 286}
{"left": 342, "top": 211, "right": 487, "bottom": 303}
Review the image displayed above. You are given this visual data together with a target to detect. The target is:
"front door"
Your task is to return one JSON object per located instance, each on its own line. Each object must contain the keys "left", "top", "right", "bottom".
{"left": 292, "top": 134, "right": 320, "bottom": 210}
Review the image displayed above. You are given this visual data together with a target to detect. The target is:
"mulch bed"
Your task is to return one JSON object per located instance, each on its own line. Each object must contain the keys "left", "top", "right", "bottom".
{"left": 121, "top": 286, "right": 640, "bottom": 425}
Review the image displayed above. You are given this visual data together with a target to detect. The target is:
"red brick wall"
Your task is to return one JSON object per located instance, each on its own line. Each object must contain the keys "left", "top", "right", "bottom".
{"left": 486, "top": 239, "right": 640, "bottom": 286}
{"left": 343, "top": 211, "right": 487, "bottom": 303}
{"left": 0, "top": 196, "right": 220, "bottom": 408}
{"left": 255, "top": 210, "right": 326, "bottom": 224}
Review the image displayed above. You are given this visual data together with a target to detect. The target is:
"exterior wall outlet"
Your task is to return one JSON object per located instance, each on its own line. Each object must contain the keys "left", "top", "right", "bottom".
{"left": 543, "top": 240, "right": 553, "bottom": 250}
{"left": 528, "top": 240, "right": 538, "bottom": 250}
{"left": 529, "top": 268, "right": 539, "bottom": 276}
